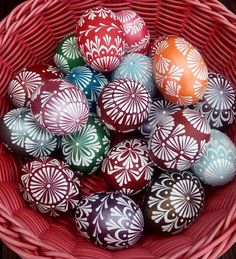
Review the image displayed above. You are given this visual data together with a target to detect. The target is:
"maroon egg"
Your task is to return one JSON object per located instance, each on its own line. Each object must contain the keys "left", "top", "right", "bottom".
{"left": 20, "top": 157, "right": 81, "bottom": 216}
{"left": 97, "top": 78, "right": 151, "bottom": 132}
{"left": 75, "top": 191, "right": 144, "bottom": 250}
{"left": 143, "top": 170, "right": 205, "bottom": 234}
{"left": 76, "top": 7, "right": 125, "bottom": 72}
{"left": 102, "top": 139, "right": 154, "bottom": 196}
{"left": 148, "top": 109, "right": 211, "bottom": 171}
{"left": 116, "top": 10, "right": 150, "bottom": 54}
{"left": 30, "top": 79, "right": 89, "bottom": 135}
{"left": 8, "top": 64, "right": 62, "bottom": 108}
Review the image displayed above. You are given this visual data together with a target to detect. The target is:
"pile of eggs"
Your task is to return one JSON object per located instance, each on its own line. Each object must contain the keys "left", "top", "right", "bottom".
{"left": 1, "top": 6, "right": 236, "bottom": 251}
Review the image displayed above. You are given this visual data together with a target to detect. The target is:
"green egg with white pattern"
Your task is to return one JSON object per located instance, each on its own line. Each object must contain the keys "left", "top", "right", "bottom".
{"left": 61, "top": 114, "right": 110, "bottom": 175}
{"left": 54, "top": 33, "right": 85, "bottom": 73}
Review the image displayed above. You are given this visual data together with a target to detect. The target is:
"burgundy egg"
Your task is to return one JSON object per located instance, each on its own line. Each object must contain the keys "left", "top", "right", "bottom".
{"left": 75, "top": 192, "right": 144, "bottom": 250}
{"left": 30, "top": 79, "right": 89, "bottom": 135}
{"left": 116, "top": 10, "right": 150, "bottom": 54}
{"left": 102, "top": 139, "right": 154, "bottom": 196}
{"left": 8, "top": 64, "right": 62, "bottom": 108}
{"left": 143, "top": 170, "right": 205, "bottom": 234}
{"left": 20, "top": 157, "right": 81, "bottom": 216}
{"left": 97, "top": 78, "right": 151, "bottom": 132}
{"left": 76, "top": 7, "right": 125, "bottom": 72}
{"left": 148, "top": 109, "right": 211, "bottom": 171}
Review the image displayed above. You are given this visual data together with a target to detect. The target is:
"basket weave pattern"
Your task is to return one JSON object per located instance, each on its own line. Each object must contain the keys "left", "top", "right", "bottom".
{"left": 0, "top": 0, "right": 236, "bottom": 258}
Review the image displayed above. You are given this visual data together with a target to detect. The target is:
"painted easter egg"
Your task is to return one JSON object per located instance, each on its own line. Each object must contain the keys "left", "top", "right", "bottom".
{"left": 153, "top": 36, "right": 208, "bottom": 106}
{"left": 149, "top": 36, "right": 167, "bottom": 60}
{"left": 76, "top": 7, "right": 125, "bottom": 72}
{"left": 0, "top": 108, "right": 59, "bottom": 157}
{"left": 20, "top": 157, "right": 81, "bottom": 216}
{"left": 8, "top": 64, "right": 61, "bottom": 108}
{"left": 61, "top": 115, "right": 110, "bottom": 175}
{"left": 116, "top": 10, "right": 150, "bottom": 54}
{"left": 143, "top": 170, "right": 204, "bottom": 234}
{"left": 192, "top": 72, "right": 236, "bottom": 129}
{"left": 148, "top": 109, "right": 211, "bottom": 171}
{"left": 102, "top": 139, "right": 154, "bottom": 196}
{"left": 30, "top": 79, "right": 89, "bottom": 135}
{"left": 97, "top": 78, "right": 151, "bottom": 132}
{"left": 112, "top": 53, "right": 157, "bottom": 97}
{"left": 65, "top": 66, "right": 108, "bottom": 113}
{"left": 54, "top": 33, "right": 85, "bottom": 73}
{"left": 192, "top": 129, "right": 236, "bottom": 186}
{"left": 75, "top": 192, "right": 144, "bottom": 249}
{"left": 139, "top": 98, "right": 181, "bottom": 138}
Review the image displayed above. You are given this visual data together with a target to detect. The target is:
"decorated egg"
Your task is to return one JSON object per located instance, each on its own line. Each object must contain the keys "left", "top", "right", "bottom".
{"left": 116, "top": 10, "right": 150, "bottom": 54}
{"left": 192, "top": 129, "right": 236, "bottom": 186}
{"left": 139, "top": 98, "right": 181, "bottom": 138}
{"left": 143, "top": 170, "right": 204, "bottom": 234}
{"left": 148, "top": 109, "right": 211, "bottom": 171}
{"left": 65, "top": 66, "right": 108, "bottom": 113}
{"left": 8, "top": 64, "right": 61, "bottom": 108}
{"left": 75, "top": 191, "right": 144, "bottom": 249}
{"left": 97, "top": 78, "right": 151, "bottom": 132}
{"left": 153, "top": 36, "right": 208, "bottom": 106}
{"left": 61, "top": 115, "right": 110, "bottom": 175}
{"left": 30, "top": 79, "right": 89, "bottom": 135}
{"left": 0, "top": 108, "right": 59, "bottom": 157}
{"left": 102, "top": 139, "right": 154, "bottom": 196}
{"left": 20, "top": 157, "right": 80, "bottom": 216}
{"left": 76, "top": 7, "right": 125, "bottom": 72}
{"left": 54, "top": 33, "right": 85, "bottom": 74}
{"left": 149, "top": 36, "right": 167, "bottom": 60}
{"left": 112, "top": 53, "right": 157, "bottom": 97}
{"left": 192, "top": 72, "right": 236, "bottom": 129}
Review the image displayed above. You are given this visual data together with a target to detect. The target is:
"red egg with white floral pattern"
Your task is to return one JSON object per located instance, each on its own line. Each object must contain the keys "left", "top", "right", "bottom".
{"left": 30, "top": 79, "right": 89, "bottom": 135}
{"left": 8, "top": 64, "right": 62, "bottom": 108}
{"left": 102, "top": 139, "right": 154, "bottom": 196}
{"left": 20, "top": 157, "right": 81, "bottom": 217}
{"left": 116, "top": 10, "right": 150, "bottom": 54}
{"left": 97, "top": 78, "right": 151, "bottom": 133}
{"left": 148, "top": 109, "right": 211, "bottom": 172}
{"left": 76, "top": 7, "right": 125, "bottom": 72}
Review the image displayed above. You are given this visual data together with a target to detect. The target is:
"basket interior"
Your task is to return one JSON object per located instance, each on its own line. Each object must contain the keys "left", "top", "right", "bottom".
{"left": 0, "top": 0, "right": 235, "bottom": 258}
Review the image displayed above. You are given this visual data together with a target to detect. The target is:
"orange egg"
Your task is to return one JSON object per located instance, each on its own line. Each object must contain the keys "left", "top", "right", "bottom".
{"left": 153, "top": 36, "right": 208, "bottom": 106}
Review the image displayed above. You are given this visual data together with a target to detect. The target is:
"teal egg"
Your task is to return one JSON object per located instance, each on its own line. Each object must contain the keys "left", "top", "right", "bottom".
{"left": 112, "top": 53, "right": 157, "bottom": 97}
{"left": 61, "top": 115, "right": 110, "bottom": 175}
{"left": 65, "top": 66, "right": 108, "bottom": 113}
{"left": 192, "top": 129, "right": 236, "bottom": 186}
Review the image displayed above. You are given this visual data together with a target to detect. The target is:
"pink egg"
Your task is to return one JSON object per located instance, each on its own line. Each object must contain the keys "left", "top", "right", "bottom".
{"left": 148, "top": 109, "right": 211, "bottom": 171}
{"left": 31, "top": 79, "right": 89, "bottom": 135}
{"left": 116, "top": 10, "right": 150, "bottom": 54}
{"left": 76, "top": 7, "right": 125, "bottom": 72}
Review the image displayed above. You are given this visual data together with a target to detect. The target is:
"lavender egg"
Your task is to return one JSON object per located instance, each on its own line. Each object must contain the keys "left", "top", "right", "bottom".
{"left": 75, "top": 192, "right": 144, "bottom": 250}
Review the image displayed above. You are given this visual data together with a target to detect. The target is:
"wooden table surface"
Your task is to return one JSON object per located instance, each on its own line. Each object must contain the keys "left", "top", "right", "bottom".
{"left": 0, "top": 0, "right": 235, "bottom": 258}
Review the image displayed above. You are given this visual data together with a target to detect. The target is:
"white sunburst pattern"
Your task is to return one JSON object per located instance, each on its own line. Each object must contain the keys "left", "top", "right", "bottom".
{"left": 187, "top": 48, "right": 208, "bottom": 81}
{"left": 183, "top": 109, "right": 211, "bottom": 135}
{"left": 155, "top": 39, "right": 169, "bottom": 57}
{"left": 54, "top": 53, "right": 70, "bottom": 73}
{"left": 3, "top": 107, "right": 28, "bottom": 131}
{"left": 116, "top": 10, "right": 137, "bottom": 23}
{"left": 193, "top": 80, "right": 207, "bottom": 100}
{"left": 152, "top": 115, "right": 175, "bottom": 140}
{"left": 166, "top": 65, "right": 185, "bottom": 81}
{"left": 176, "top": 95, "right": 193, "bottom": 106}
{"left": 175, "top": 37, "right": 192, "bottom": 56}
{"left": 123, "top": 16, "right": 145, "bottom": 35}
{"left": 165, "top": 81, "right": 181, "bottom": 97}
{"left": 8, "top": 80, "right": 26, "bottom": 107}
{"left": 205, "top": 73, "right": 236, "bottom": 110}
{"left": 127, "top": 34, "right": 150, "bottom": 54}
{"left": 61, "top": 35, "right": 80, "bottom": 59}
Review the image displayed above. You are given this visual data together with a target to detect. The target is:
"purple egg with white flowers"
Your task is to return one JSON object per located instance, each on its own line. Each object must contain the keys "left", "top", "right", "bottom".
{"left": 75, "top": 192, "right": 144, "bottom": 250}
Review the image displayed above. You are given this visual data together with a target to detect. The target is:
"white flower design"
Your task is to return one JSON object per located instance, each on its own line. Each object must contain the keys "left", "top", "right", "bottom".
{"left": 62, "top": 35, "right": 80, "bottom": 59}
{"left": 54, "top": 53, "right": 70, "bottom": 73}
{"left": 175, "top": 37, "right": 192, "bottom": 56}
{"left": 123, "top": 16, "right": 144, "bottom": 35}
{"left": 166, "top": 65, "right": 185, "bottom": 81}
{"left": 116, "top": 10, "right": 137, "bottom": 23}
{"left": 165, "top": 81, "right": 181, "bottom": 97}
{"left": 3, "top": 107, "right": 27, "bottom": 131}
{"left": 187, "top": 48, "right": 208, "bottom": 80}
{"left": 8, "top": 80, "right": 26, "bottom": 107}
{"left": 193, "top": 80, "right": 207, "bottom": 100}
{"left": 183, "top": 109, "right": 211, "bottom": 134}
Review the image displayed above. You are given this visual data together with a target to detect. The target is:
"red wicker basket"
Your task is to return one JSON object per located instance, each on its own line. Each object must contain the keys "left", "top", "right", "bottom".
{"left": 0, "top": 0, "right": 236, "bottom": 258}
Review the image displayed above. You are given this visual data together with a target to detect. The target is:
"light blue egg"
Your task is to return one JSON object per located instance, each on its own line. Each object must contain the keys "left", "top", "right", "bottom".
{"left": 192, "top": 129, "right": 236, "bottom": 186}
{"left": 66, "top": 66, "right": 108, "bottom": 113}
{"left": 112, "top": 53, "right": 157, "bottom": 97}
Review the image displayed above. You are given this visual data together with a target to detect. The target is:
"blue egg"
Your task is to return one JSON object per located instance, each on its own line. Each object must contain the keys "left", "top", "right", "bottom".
{"left": 66, "top": 66, "right": 108, "bottom": 113}
{"left": 192, "top": 129, "right": 236, "bottom": 186}
{"left": 112, "top": 53, "right": 157, "bottom": 97}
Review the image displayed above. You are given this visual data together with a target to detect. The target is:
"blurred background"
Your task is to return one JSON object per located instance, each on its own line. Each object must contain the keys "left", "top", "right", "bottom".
{"left": 0, "top": 0, "right": 235, "bottom": 258}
